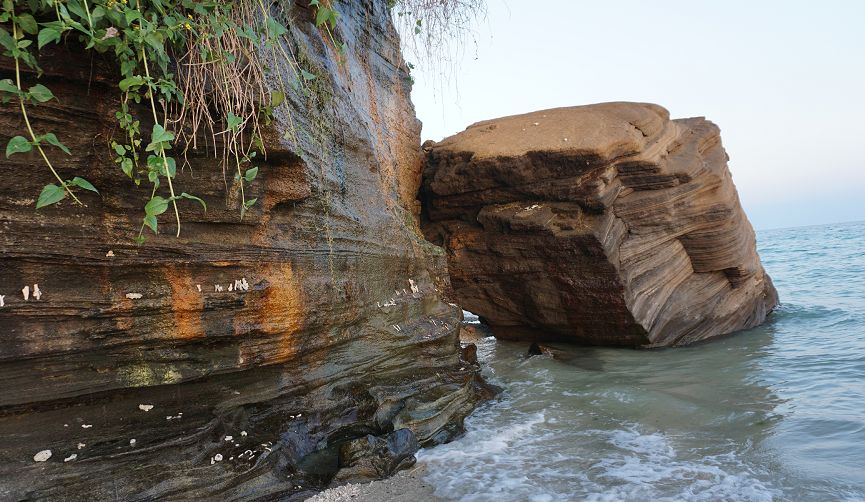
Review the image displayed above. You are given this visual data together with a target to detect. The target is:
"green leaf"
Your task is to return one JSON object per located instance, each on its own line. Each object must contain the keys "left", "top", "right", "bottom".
{"left": 177, "top": 192, "right": 207, "bottom": 211}
{"left": 301, "top": 69, "right": 316, "bottom": 81}
{"left": 150, "top": 124, "right": 174, "bottom": 144}
{"left": 124, "top": 10, "right": 141, "bottom": 25}
{"left": 65, "top": 1, "right": 87, "bottom": 21}
{"left": 144, "top": 196, "right": 169, "bottom": 217}
{"left": 143, "top": 214, "right": 158, "bottom": 234}
{"left": 70, "top": 176, "right": 98, "bottom": 193}
{"left": 0, "top": 27, "right": 15, "bottom": 52}
{"left": 91, "top": 6, "right": 106, "bottom": 23}
{"left": 38, "top": 27, "right": 61, "bottom": 49}
{"left": 315, "top": 6, "right": 331, "bottom": 27}
{"left": 147, "top": 155, "right": 162, "bottom": 171}
{"left": 226, "top": 112, "right": 242, "bottom": 131}
{"left": 147, "top": 170, "right": 160, "bottom": 188}
{"left": 28, "top": 84, "right": 54, "bottom": 103}
{"left": 17, "top": 14, "right": 38, "bottom": 35}
{"left": 41, "top": 133, "right": 70, "bottom": 154}
{"left": 6, "top": 136, "right": 32, "bottom": 157}
{"left": 36, "top": 183, "right": 66, "bottom": 208}
{"left": 271, "top": 90, "right": 285, "bottom": 108}
{"left": 120, "top": 157, "right": 134, "bottom": 178}
{"left": 118, "top": 75, "right": 144, "bottom": 91}
{"left": 112, "top": 143, "right": 126, "bottom": 156}
{"left": 0, "top": 78, "right": 18, "bottom": 94}
{"left": 266, "top": 16, "right": 288, "bottom": 38}
{"left": 163, "top": 156, "right": 176, "bottom": 178}
{"left": 244, "top": 198, "right": 258, "bottom": 208}
{"left": 244, "top": 166, "right": 258, "bottom": 182}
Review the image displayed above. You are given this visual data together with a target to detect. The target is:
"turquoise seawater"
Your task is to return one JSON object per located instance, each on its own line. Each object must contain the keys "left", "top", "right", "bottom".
{"left": 418, "top": 220, "right": 865, "bottom": 501}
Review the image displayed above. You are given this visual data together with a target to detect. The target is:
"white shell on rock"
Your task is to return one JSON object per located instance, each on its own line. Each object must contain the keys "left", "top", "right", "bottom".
{"left": 138, "top": 404, "right": 154, "bottom": 412}
{"left": 64, "top": 453, "right": 77, "bottom": 462}
{"left": 33, "top": 450, "right": 52, "bottom": 462}
{"left": 125, "top": 293, "right": 143, "bottom": 300}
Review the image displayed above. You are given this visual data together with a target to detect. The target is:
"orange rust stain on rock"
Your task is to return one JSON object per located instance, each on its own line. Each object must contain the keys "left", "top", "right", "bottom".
{"left": 163, "top": 267, "right": 205, "bottom": 340}
{"left": 245, "top": 263, "right": 305, "bottom": 364}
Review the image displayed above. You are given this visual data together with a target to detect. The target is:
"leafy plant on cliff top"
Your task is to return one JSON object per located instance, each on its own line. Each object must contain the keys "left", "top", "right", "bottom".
{"left": 0, "top": 0, "right": 342, "bottom": 242}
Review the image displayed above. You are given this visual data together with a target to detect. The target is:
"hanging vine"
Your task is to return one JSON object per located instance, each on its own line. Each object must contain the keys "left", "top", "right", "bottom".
{"left": 0, "top": 0, "right": 342, "bottom": 242}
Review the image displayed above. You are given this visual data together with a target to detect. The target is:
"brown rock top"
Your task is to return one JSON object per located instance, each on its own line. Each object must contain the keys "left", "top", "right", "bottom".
{"left": 421, "top": 102, "right": 778, "bottom": 347}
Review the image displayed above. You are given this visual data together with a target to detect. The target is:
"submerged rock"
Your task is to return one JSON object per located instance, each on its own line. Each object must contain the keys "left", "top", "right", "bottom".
{"left": 421, "top": 102, "right": 778, "bottom": 347}
{"left": 0, "top": 1, "right": 491, "bottom": 499}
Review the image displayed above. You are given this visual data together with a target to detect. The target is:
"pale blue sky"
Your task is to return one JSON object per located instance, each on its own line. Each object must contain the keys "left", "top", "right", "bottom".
{"left": 409, "top": 0, "right": 865, "bottom": 230}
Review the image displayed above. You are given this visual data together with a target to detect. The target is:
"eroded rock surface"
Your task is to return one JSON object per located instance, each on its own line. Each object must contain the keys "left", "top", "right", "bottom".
{"left": 421, "top": 102, "right": 778, "bottom": 347}
{"left": 0, "top": 1, "right": 491, "bottom": 500}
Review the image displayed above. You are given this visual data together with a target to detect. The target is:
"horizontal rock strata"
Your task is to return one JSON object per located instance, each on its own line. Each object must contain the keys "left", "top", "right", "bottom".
{"left": 421, "top": 102, "right": 778, "bottom": 347}
{"left": 0, "top": 1, "right": 492, "bottom": 500}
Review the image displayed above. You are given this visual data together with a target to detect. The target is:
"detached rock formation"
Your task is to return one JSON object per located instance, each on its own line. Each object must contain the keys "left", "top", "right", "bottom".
{"left": 421, "top": 102, "right": 778, "bottom": 347}
{"left": 0, "top": 1, "right": 491, "bottom": 500}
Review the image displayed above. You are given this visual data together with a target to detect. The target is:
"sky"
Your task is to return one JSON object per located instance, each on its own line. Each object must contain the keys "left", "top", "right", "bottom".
{"left": 407, "top": 0, "right": 865, "bottom": 230}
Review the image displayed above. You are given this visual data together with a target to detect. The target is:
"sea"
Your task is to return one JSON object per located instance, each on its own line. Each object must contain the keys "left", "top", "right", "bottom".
{"left": 417, "top": 220, "right": 865, "bottom": 501}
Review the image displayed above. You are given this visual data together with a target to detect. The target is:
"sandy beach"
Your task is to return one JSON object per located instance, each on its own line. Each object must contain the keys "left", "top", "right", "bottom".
{"left": 305, "top": 464, "right": 442, "bottom": 502}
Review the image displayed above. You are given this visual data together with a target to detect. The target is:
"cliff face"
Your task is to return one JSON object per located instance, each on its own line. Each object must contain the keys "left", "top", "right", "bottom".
{"left": 0, "top": 1, "right": 490, "bottom": 499}
{"left": 421, "top": 102, "right": 778, "bottom": 347}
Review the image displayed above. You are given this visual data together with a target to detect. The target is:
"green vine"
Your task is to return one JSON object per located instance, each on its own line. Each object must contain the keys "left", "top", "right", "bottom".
{"left": 0, "top": 0, "right": 342, "bottom": 243}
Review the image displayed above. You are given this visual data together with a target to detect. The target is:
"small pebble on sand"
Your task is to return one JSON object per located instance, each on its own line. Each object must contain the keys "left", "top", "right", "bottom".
{"left": 33, "top": 450, "right": 52, "bottom": 462}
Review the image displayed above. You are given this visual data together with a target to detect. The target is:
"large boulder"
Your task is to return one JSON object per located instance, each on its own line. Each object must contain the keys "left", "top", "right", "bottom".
{"left": 0, "top": 1, "right": 491, "bottom": 500}
{"left": 421, "top": 102, "right": 778, "bottom": 347}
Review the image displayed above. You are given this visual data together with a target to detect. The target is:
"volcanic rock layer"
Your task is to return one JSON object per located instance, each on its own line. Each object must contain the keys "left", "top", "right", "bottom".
{"left": 421, "top": 102, "right": 778, "bottom": 347}
{"left": 0, "top": 1, "right": 491, "bottom": 500}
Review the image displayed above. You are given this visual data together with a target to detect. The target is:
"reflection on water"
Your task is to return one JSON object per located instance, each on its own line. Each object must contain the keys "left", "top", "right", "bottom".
{"left": 419, "top": 221, "right": 865, "bottom": 501}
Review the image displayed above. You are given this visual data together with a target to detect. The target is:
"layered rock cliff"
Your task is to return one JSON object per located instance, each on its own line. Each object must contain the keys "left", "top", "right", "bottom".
{"left": 421, "top": 102, "right": 778, "bottom": 347}
{"left": 0, "top": 1, "right": 490, "bottom": 499}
